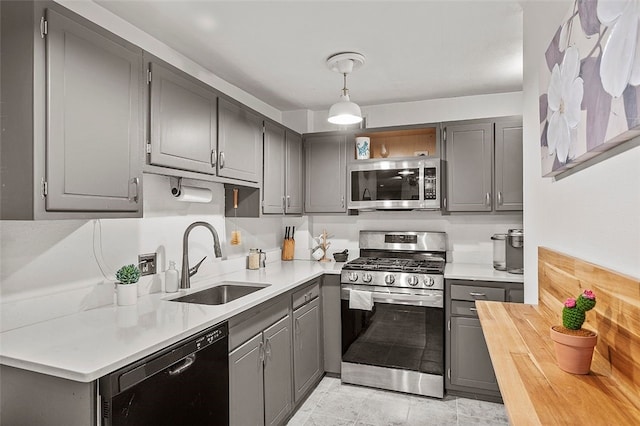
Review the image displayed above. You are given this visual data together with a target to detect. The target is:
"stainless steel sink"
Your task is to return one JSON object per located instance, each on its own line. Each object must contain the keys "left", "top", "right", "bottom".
{"left": 169, "top": 282, "right": 269, "bottom": 305}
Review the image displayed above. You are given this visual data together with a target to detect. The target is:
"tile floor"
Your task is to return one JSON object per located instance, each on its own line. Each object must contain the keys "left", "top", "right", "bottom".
{"left": 286, "top": 376, "right": 509, "bottom": 426}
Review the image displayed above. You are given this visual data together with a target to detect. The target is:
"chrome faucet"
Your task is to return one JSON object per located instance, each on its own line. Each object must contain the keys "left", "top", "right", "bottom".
{"left": 181, "top": 221, "right": 223, "bottom": 289}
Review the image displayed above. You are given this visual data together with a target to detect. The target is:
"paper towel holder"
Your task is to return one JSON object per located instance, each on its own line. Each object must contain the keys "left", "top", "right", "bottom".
{"left": 169, "top": 176, "right": 183, "bottom": 197}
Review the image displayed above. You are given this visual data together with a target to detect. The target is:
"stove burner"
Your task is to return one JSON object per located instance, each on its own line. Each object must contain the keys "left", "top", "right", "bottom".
{"left": 343, "top": 256, "right": 445, "bottom": 274}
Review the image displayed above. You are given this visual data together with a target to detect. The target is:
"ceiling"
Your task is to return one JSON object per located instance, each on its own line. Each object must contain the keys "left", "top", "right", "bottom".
{"left": 95, "top": 1, "right": 523, "bottom": 112}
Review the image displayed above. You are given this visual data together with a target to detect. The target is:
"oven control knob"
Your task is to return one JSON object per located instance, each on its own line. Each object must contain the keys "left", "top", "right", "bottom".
{"left": 407, "top": 276, "right": 419, "bottom": 286}
{"left": 362, "top": 273, "right": 373, "bottom": 283}
{"left": 384, "top": 274, "right": 396, "bottom": 285}
{"left": 424, "top": 276, "right": 435, "bottom": 287}
{"left": 348, "top": 272, "right": 359, "bottom": 282}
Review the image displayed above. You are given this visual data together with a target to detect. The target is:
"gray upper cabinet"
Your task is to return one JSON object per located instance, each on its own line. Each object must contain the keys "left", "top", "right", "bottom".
{"left": 262, "top": 122, "right": 286, "bottom": 214}
{"left": 443, "top": 118, "right": 523, "bottom": 213}
{"left": 304, "top": 133, "right": 347, "bottom": 213}
{"left": 218, "top": 98, "right": 263, "bottom": 183}
{"left": 494, "top": 121, "right": 523, "bottom": 211}
{"left": 444, "top": 123, "right": 493, "bottom": 212}
{"left": 1, "top": 3, "right": 144, "bottom": 219}
{"left": 46, "top": 9, "right": 143, "bottom": 214}
{"left": 148, "top": 59, "right": 217, "bottom": 175}
{"left": 262, "top": 123, "right": 302, "bottom": 215}
{"left": 293, "top": 296, "right": 322, "bottom": 402}
{"left": 285, "top": 131, "right": 303, "bottom": 214}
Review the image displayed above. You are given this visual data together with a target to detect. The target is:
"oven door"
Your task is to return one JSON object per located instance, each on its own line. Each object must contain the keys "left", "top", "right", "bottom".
{"left": 340, "top": 285, "right": 444, "bottom": 397}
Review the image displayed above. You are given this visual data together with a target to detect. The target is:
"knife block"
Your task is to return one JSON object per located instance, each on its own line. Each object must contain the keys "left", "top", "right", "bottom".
{"left": 281, "top": 239, "right": 295, "bottom": 261}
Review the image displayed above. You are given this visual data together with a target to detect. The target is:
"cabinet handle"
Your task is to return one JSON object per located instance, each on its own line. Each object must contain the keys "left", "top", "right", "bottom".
{"left": 341, "top": 196, "right": 345, "bottom": 209}
{"left": 497, "top": 191, "right": 503, "bottom": 206}
{"left": 219, "top": 151, "right": 225, "bottom": 169}
{"left": 258, "top": 341, "right": 265, "bottom": 364}
{"left": 282, "top": 196, "right": 286, "bottom": 211}
{"left": 211, "top": 150, "right": 217, "bottom": 167}
{"left": 469, "top": 307, "right": 478, "bottom": 312}
{"left": 265, "top": 338, "right": 272, "bottom": 358}
{"left": 469, "top": 292, "right": 486, "bottom": 297}
{"left": 485, "top": 192, "right": 491, "bottom": 206}
{"left": 443, "top": 197, "right": 447, "bottom": 210}
{"left": 287, "top": 195, "right": 291, "bottom": 208}
{"left": 129, "top": 177, "right": 140, "bottom": 203}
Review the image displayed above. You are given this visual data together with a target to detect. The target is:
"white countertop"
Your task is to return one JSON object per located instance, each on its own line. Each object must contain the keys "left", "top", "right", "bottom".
{"left": 444, "top": 263, "right": 524, "bottom": 283}
{"left": 0, "top": 260, "right": 342, "bottom": 383}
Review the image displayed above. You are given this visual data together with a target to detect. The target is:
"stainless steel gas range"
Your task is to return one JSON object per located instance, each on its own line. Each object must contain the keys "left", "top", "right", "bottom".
{"left": 340, "top": 230, "right": 447, "bottom": 398}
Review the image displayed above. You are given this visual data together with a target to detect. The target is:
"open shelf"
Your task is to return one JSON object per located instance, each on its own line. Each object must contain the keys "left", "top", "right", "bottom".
{"left": 354, "top": 127, "right": 438, "bottom": 160}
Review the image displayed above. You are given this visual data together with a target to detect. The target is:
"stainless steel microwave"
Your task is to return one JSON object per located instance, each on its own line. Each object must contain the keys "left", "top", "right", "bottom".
{"left": 347, "top": 159, "right": 441, "bottom": 211}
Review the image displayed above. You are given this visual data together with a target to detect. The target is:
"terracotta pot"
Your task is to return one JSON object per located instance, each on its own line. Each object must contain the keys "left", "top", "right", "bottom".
{"left": 550, "top": 325, "right": 597, "bottom": 374}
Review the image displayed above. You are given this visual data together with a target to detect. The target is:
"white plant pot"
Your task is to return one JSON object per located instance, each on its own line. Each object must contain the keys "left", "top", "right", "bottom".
{"left": 116, "top": 282, "right": 138, "bottom": 306}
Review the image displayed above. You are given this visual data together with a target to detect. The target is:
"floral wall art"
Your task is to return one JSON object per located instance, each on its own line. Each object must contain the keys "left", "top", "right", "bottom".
{"left": 540, "top": 0, "right": 640, "bottom": 177}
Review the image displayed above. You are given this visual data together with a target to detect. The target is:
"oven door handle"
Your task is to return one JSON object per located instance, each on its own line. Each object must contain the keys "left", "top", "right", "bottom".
{"left": 341, "top": 287, "right": 443, "bottom": 308}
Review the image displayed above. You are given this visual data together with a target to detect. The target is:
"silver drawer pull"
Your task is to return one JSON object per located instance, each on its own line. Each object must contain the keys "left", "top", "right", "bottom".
{"left": 469, "top": 292, "right": 486, "bottom": 297}
{"left": 469, "top": 307, "right": 478, "bottom": 312}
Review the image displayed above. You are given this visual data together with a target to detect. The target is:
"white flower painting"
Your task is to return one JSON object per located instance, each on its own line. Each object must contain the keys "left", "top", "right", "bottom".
{"left": 540, "top": 0, "right": 640, "bottom": 177}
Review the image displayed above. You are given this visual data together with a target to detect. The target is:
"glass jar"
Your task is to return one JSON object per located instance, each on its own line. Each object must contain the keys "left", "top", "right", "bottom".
{"left": 491, "top": 234, "right": 507, "bottom": 271}
{"left": 248, "top": 248, "right": 260, "bottom": 270}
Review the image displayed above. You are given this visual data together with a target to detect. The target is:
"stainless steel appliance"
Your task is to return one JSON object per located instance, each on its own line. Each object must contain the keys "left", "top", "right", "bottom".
{"left": 347, "top": 159, "right": 440, "bottom": 211}
{"left": 506, "top": 229, "right": 524, "bottom": 274}
{"left": 340, "top": 231, "right": 447, "bottom": 398}
{"left": 99, "top": 322, "right": 229, "bottom": 426}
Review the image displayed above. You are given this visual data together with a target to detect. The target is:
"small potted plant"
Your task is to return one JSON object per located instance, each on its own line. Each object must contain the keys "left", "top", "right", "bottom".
{"left": 549, "top": 289, "right": 597, "bottom": 374}
{"left": 115, "top": 264, "right": 141, "bottom": 306}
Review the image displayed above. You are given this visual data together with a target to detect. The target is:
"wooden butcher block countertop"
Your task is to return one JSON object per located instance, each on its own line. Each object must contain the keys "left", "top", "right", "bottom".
{"left": 476, "top": 301, "right": 640, "bottom": 425}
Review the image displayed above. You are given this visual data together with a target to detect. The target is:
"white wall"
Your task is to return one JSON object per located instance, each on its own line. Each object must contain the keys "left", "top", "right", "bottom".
{"left": 0, "top": 174, "right": 283, "bottom": 332}
{"left": 522, "top": 2, "right": 640, "bottom": 304}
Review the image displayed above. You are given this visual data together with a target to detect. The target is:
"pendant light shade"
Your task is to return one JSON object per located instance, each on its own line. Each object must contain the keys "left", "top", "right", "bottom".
{"left": 326, "top": 52, "right": 365, "bottom": 125}
{"left": 328, "top": 94, "right": 362, "bottom": 125}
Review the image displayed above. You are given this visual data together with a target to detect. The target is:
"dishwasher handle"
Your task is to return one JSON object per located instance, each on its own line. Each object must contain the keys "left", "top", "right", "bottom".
{"left": 168, "top": 354, "right": 196, "bottom": 376}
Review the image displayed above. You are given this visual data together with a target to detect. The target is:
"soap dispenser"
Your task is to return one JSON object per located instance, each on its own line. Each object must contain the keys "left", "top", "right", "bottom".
{"left": 165, "top": 261, "right": 179, "bottom": 293}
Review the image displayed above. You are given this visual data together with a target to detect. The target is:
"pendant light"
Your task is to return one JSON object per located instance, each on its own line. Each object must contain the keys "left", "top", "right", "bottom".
{"left": 326, "top": 52, "right": 365, "bottom": 125}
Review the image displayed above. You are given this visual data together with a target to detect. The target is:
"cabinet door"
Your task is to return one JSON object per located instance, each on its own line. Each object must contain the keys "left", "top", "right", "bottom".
{"left": 304, "top": 134, "right": 347, "bottom": 213}
{"left": 229, "top": 333, "right": 264, "bottom": 426}
{"left": 495, "top": 121, "right": 523, "bottom": 211}
{"left": 262, "top": 122, "right": 286, "bottom": 214}
{"left": 285, "top": 131, "right": 303, "bottom": 214}
{"left": 293, "top": 297, "right": 322, "bottom": 401}
{"left": 46, "top": 9, "right": 142, "bottom": 213}
{"left": 263, "top": 315, "right": 293, "bottom": 426}
{"left": 148, "top": 61, "right": 217, "bottom": 174}
{"left": 450, "top": 316, "right": 498, "bottom": 392}
{"left": 444, "top": 123, "right": 493, "bottom": 212}
{"left": 218, "top": 98, "right": 263, "bottom": 182}
{"left": 321, "top": 275, "right": 342, "bottom": 375}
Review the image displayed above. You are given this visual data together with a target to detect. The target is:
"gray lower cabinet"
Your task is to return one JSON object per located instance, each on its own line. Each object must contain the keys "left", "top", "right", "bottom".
{"left": 445, "top": 279, "right": 524, "bottom": 401}
{"left": 1, "top": 2, "right": 143, "bottom": 219}
{"left": 147, "top": 57, "right": 217, "bottom": 175}
{"left": 293, "top": 296, "right": 322, "bottom": 402}
{"left": 321, "top": 275, "right": 341, "bottom": 375}
{"left": 229, "top": 298, "right": 292, "bottom": 426}
{"left": 218, "top": 97, "right": 263, "bottom": 183}
{"left": 263, "top": 123, "right": 303, "bottom": 214}
{"left": 303, "top": 133, "right": 348, "bottom": 213}
{"left": 443, "top": 117, "right": 522, "bottom": 213}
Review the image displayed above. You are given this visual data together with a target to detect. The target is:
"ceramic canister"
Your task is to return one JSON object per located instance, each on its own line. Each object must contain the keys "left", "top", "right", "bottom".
{"left": 355, "top": 137, "right": 370, "bottom": 159}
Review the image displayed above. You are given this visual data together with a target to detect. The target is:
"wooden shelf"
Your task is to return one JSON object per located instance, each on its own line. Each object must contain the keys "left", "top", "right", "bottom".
{"left": 355, "top": 128, "right": 437, "bottom": 159}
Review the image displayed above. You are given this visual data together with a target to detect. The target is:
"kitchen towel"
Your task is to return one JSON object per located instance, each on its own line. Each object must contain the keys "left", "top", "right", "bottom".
{"left": 173, "top": 186, "right": 213, "bottom": 203}
{"left": 349, "top": 289, "right": 374, "bottom": 311}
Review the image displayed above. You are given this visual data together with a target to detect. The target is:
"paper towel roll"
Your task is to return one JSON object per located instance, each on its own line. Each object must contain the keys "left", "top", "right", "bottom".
{"left": 173, "top": 186, "right": 213, "bottom": 203}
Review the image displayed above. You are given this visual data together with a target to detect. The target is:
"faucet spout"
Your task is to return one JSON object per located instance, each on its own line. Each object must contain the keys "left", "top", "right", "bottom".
{"left": 180, "top": 221, "right": 223, "bottom": 289}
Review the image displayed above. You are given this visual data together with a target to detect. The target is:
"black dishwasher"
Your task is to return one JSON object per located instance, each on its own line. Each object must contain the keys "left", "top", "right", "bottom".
{"left": 99, "top": 322, "right": 229, "bottom": 426}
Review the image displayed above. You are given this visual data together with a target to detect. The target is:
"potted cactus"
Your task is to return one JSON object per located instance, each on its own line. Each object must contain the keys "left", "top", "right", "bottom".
{"left": 115, "top": 264, "right": 141, "bottom": 306}
{"left": 549, "top": 289, "right": 597, "bottom": 374}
